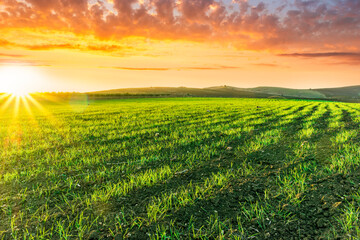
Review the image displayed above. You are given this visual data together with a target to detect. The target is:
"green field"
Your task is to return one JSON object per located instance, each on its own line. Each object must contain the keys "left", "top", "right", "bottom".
{"left": 1, "top": 97, "right": 360, "bottom": 239}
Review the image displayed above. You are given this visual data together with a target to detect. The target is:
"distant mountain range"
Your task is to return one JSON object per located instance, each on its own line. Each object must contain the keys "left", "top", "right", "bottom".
{"left": 89, "top": 85, "right": 360, "bottom": 102}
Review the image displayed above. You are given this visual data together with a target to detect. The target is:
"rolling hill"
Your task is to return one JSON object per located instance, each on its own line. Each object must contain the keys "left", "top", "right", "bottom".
{"left": 249, "top": 87, "right": 327, "bottom": 99}
{"left": 88, "top": 85, "right": 360, "bottom": 102}
{"left": 89, "top": 86, "right": 273, "bottom": 98}
{"left": 316, "top": 85, "right": 360, "bottom": 99}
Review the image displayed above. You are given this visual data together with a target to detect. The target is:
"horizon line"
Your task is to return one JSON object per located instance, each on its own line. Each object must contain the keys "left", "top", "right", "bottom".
{"left": 1, "top": 84, "right": 360, "bottom": 94}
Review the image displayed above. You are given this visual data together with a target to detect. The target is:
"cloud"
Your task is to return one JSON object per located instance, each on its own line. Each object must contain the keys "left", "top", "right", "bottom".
{"left": 0, "top": 59, "right": 50, "bottom": 66}
{"left": 181, "top": 66, "right": 240, "bottom": 70}
{"left": 0, "top": 39, "right": 13, "bottom": 47}
{"left": 278, "top": 52, "right": 360, "bottom": 64}
{"left": 109, "top": 67, "right": 170, "bottom": 71}
{"left": 103, "top": 65, "right": 241, "bottom": 70}
{"left": 0, "top": 53, "right": 26, "bottom": 57}
{"left": 0, "top": 0, "right": 360, "bottom": 52}
{"left": 26, "top": 43, "right": 77, "bottom": 50}
{"left": 252, "top": 63, "right": 283, "bottom": 67}
{"left": 279, "top": 52, "right": 360, "bottom": 58}
{"left": 0, "top": 37, "right": 139, "bottom": 54}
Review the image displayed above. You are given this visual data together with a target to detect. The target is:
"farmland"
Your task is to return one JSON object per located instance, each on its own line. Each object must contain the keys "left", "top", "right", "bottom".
{"left": 0, "top": 97, "right": 360, "bottom": 239}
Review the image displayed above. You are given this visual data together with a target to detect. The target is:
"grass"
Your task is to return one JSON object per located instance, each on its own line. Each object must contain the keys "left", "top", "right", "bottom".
{"left": 337, "top": 195, "right": 360, "bottom": 239}
{"left": 0, "top": 97, "right": 359, "bottom": 239}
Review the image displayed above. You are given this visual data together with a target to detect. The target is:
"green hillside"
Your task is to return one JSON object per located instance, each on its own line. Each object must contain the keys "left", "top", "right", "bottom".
{"left": 88, "top": 85, "right": 360, "bottom": 101}
{"left": 249, "top": 87, "right": 327, "bottom": 99}
{"left": 89, "top": 86, "right": 273, "bottom": 98}
{"left": 316, "top": 85, "right": 360, "bottom": 99}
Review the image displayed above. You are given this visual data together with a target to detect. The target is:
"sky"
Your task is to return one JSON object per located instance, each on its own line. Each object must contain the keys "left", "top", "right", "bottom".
{"left": 0, "top": 0, "right": 360, "bottom": 92}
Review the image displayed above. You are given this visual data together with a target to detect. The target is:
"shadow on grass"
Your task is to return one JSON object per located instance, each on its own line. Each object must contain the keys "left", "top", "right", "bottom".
{"left": 123, "top": 104, "right": 360, "bottom": 240}
{"left": 0, "top": 102, "right": 323, "bottom": 239}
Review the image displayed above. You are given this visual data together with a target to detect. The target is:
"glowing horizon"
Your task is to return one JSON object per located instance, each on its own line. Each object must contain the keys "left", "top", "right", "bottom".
{"left": 1, "top": 0, "right": 360, "bottom": 92}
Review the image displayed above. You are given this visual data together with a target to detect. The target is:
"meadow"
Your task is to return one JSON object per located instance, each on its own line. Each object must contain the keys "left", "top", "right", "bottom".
{"left": 0, "top": 97, "right": 359, "bottom": 239}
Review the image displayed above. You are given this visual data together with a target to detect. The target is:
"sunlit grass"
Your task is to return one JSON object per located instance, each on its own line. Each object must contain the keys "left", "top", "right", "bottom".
{"left": 0, "top": 98, "right": 360, "bottom": 239}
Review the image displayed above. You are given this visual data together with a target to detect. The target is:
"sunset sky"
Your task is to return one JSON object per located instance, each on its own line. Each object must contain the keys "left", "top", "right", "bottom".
{"left": 0, "top": 0, "right": 360, "bottom": 92}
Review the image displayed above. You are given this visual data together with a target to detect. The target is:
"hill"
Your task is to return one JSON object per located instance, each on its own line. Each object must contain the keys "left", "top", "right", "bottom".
{"left": 89, "top": 86, "right": 273, "bottom": 98}
{"left": 316, "top": 85, "right": 360, "bottom": 100}
{"left": 88, "top": 85, "right": 360, "bottom": 102}
{"left": 249, "top": 87, "right": 327, "bottom": 99}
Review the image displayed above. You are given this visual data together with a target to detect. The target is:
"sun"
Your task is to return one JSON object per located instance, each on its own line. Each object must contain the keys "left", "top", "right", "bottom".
{"left": 0, "top": 65, "right": 43, "bottom": 96}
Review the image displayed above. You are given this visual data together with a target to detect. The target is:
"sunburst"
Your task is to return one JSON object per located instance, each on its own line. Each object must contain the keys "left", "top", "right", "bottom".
{"left": 0, "top": 65, "right": 43, "bottom": 115}
{"left": 0, "top": 65, "right": 44, "bottom": 97}
{"left": 0, "top": 65, "right": 66, "bottom": 148}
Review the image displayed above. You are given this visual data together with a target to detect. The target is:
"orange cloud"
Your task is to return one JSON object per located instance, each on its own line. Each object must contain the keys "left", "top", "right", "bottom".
{"left": 0, "top": 53, "right": 26, "bottom": 57}
{"left": 104, "top": 65, "right": 241, "bottom": 71}
{"left": 0, "top": 0, "right": 360, "bottom": 52}
{"left": 279, "top": 52, "right": 360, "bottom": 65}
{"left": 252, "top": 63, "right": 283, "bottom": 68}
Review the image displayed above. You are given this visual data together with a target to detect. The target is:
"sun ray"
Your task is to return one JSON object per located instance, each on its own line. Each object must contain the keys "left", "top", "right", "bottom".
{"left": 1, "top": 94, "right": 51, "bottom": 150}
{"left": 22, "top": 97, "right": 44, "bottom": 141}
{"left": 0, "top": 93, "right": 11, "bottom": 101}
{"left": 1, "top": 95, "right": 16, "bottom": 113}
{"left": 21, "top": 96, "right": 33, "bottom": 116}
{"left": 26, "top": 94, "right": 66, "bottom": 134}
{"left": 0, "top": 92, "right": 65, "bottom": 136}
{"left": 21, "top": 95, "right": 39, "bottom": 125}
{"left": 26, "top": 94, "right": 47, "bottom": 113}
{"left": 2, "top": 97, "right": 22, "bottom": 149}
{"left": 33, "top": 93, "right": 67, "bottom": 104}
{"left": 13, "top": 96, "right": 21, "bottom": 118}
